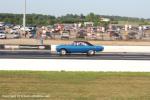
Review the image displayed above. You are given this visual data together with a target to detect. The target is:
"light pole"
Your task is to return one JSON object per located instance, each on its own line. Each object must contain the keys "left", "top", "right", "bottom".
{"left": 23, "top": 0, "right": 26, "bottom": 30}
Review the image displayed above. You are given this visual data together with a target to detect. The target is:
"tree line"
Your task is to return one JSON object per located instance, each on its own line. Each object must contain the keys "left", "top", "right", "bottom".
{"left": 0, "top": 13, "right": 149, "bottom": 26}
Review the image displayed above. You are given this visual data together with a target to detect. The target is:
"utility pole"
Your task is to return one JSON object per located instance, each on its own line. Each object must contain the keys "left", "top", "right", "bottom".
{"left": 23, "top": 0, "right": 26, "bottom": 30}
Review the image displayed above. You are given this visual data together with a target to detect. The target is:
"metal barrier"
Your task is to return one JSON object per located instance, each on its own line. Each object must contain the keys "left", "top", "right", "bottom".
{"left": 19, "top": 45, "right": 51, "bottom": 50}
{"left": 0, "top": 45, "right": 51, "bottom": 50}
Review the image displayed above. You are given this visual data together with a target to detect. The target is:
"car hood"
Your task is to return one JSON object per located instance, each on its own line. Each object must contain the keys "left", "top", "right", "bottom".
{"left": 95, "top": 46, "right": 104, "bottom": 51}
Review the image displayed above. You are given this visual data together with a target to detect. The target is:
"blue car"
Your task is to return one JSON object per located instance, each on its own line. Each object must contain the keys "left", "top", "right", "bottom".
{"left": 56, "top": 41, "right": 104, "bottom": 56}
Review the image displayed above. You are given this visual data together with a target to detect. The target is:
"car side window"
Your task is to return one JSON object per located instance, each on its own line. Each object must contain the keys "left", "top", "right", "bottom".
{"left": 78, "top": 42, "right": 87, "bottom": 46}
{"left": 81, "top": 42, "right": 87, "bottom": 46}
{"left": 74, "top": 42, "right": 81, "bottom": 46}
{"left": 76, "top": 42, "right": 80, "bottom": 46}
{"left": 71, "top": 42, "right": 87, "bottom": 46}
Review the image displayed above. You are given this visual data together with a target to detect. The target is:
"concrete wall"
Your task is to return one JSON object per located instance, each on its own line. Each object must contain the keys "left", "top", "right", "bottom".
{"left": 51, "top": 45, "right": 150, "bottom": 53}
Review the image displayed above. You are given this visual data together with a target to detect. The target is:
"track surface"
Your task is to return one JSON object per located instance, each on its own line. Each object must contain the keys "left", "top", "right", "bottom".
{"left": 0, "top": 50, "right": 150, "bottom": 60}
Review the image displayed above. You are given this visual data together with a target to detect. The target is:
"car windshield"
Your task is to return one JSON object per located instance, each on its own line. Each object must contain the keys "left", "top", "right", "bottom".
{"left": 84, "top": 42, "right": 93, "bottom": 46}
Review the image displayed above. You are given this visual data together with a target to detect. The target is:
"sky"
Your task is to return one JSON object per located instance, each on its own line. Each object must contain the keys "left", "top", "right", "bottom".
{"left": 0, "top": 0, "right": 150, "bottom": 18}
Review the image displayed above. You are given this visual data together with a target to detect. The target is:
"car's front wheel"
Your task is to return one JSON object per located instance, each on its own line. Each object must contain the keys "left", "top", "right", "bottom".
{"left": 87, "top": 50, "right": 95, "bottom": 56}
{"left": 60, "top": 49, "right": 67, "bottom": 56}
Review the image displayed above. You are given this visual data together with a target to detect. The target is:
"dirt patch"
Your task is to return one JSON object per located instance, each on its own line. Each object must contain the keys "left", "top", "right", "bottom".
{"left": 1, "top": 39, "right": 150, "bottom": 45}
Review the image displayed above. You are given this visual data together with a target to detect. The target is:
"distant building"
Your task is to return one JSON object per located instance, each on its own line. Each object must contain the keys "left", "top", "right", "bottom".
{"left": 100, "top": 18, "right": 110, "bottom": 22}
{"left": 0, "top": 22, "right": 5, "bottom": 27}
{"left": 84, "top": 22, "right": 94, "bottom": 27}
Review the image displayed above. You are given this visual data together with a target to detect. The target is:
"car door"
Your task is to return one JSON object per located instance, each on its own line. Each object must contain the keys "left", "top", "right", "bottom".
{"left": 71, "top": 43, "right": 92, "bottom": 53}
{"left": 68, "top": 44, "right": 80, "bottom": 53}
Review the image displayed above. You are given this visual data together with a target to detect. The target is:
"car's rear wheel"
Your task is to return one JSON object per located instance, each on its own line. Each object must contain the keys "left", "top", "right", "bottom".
{"left": 87, "top": 50, "right": 95, "bottom": 56}
{"left": 60, "top": 49, "right": 67, "bottom": 56}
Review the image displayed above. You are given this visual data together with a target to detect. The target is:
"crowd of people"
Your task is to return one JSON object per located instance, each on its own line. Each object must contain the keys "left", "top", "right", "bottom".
{"left": 0, "top": 22, "right": 150, "bottom": 41}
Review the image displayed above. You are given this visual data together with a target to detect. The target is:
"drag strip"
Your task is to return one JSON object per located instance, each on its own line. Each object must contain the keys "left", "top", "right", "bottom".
{"left": 0, "top": 50, "right": 150, "bottom": 60}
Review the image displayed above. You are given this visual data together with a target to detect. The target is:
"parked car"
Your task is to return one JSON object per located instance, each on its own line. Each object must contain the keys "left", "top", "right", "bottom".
{"left": 60, "top": 31, "right": 70, "bottom": 39}
{"left": 76, "top": 30, "right": 87, "bottom": 38}
{"left": 28, "top": 30, "right": 36, "bottom": 38}
{"left": 6, "top": 32, "right": 20, "bottom": 39}
{"left": 128, "top": 31, "right": 138, "bottom": 39}
{"left": 56, "top": 41, "right": 104, "bottom": 56}
{"left": 0, "top": 30, "right": 6, "bottom": 39}
{"left": 12, "top": 32, "right": 20, "bottom": 38}
{"left": 108, "top": 30, "right": 122, "bottom": 40}
{"left": 86, "top": 33, "right": 98, "bottom": 40}
{"left": 46, "top": 32, "right": 54, "bottom": 39}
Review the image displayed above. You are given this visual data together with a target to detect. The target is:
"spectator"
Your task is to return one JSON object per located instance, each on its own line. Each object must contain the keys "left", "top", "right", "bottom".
{"left": 101, "top": 27, "right": 105, "bottom": 33}
{"left": 40, "top": 36, "right": 43, "bottom": 45}
{"left": 129, "top": 25, "right": 132, "bottom": 30}
{"left": 124, "top": 25, "right": 129, "bottom": 40}
{"left": 138, "top": 26, "right": 143, "bottom": 39}
{"left": 25, "top": 31, "right": 28, "bottom": 38}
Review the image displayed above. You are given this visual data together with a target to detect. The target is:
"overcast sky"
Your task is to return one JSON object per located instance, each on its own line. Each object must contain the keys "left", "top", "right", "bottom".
{"left": 0, "top": 0, "right": 149, "bottom": 18}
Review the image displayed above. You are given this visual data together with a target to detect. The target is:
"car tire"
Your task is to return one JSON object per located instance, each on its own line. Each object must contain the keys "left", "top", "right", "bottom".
{"left": 87, "top": 50, "right": 95, "bottom": 56}
{"left": 60, "top": 49, "right": 67, "bottom": 56}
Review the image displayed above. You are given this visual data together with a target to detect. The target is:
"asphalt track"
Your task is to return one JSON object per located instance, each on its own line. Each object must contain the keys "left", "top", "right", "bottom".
{"left": 0, "top": 50, "right": 150, "bottom": 60}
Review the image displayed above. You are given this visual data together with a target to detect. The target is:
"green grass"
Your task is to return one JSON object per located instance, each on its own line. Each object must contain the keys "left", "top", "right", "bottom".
{"left": 118, "top": 21, "right": 142, "bottom": 26}
{"left": 0, "top": 71, "right": 150, "bottom": 100}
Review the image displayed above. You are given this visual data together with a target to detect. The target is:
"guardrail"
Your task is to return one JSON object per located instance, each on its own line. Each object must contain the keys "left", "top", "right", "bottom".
{"left": 0, "top": 44, "right": 51, "bottom": 50}
{"left": 104, "top": 46, "right": 150, "bottom": 53}
{"left": 50, "top": 45, "right": 150, "bottom": 53}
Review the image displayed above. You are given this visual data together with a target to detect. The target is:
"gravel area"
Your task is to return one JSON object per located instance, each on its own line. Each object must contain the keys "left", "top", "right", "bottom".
{"left": 1, "top": 39, "right": 150, "bottom": 46}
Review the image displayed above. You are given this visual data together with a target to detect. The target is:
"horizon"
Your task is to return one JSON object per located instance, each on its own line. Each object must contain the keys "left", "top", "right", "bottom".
{"left": 0, "top": 13, "right": 148, "bottom": 19}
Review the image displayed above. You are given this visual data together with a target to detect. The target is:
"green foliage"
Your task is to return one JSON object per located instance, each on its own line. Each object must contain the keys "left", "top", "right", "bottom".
{"left": 85, "top": 13, "right": 100, "bottom": 26}
{"left": 0, "top": 13, "right": 56, "bottom": 25}
{"left": 0, "top": 13, "right": 149, "bottom": 26}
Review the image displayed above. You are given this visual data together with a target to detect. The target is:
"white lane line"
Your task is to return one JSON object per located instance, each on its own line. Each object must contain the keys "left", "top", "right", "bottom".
{"left": 0, "top": 59, "right": 150, "bottom": 72}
